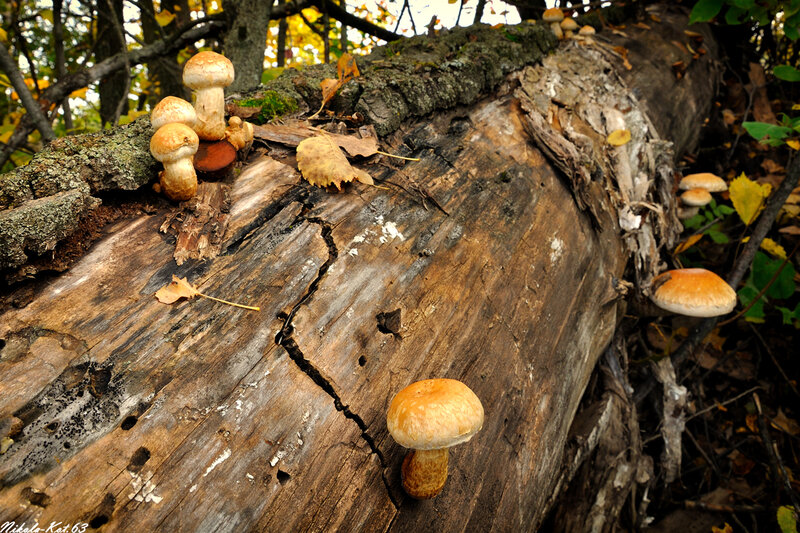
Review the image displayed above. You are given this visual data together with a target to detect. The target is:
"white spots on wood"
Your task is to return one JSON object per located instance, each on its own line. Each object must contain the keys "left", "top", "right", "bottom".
{"left": 204, "top": 448, "right": 232, "bottom": 477}
{"left": 189, "top": 484, "right": 197, "bottom": 493}
{"left": 549, "top": 237, "right": 564, "bottom": 265}
{"left": 269, "top": 449, "right": 285, "bottom": 467}
{"left": 235, "top": 399, "right": 243, "bottom": 411}
{"left": 379, "top": 221, "right": 404, "bottom": 243}
{"left": 348, "top": 248, "right": 359, "bottom": 256}
{"left": 618, "top": 205, "right": 642, "bottom": 231}
{"left": 128, "top": 470, "right": 163, "bottom": 504}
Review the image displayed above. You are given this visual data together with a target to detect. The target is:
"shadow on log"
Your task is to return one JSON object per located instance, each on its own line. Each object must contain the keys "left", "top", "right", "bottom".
{"left": 0, "top": 5, "right": 718, "bottom": 530}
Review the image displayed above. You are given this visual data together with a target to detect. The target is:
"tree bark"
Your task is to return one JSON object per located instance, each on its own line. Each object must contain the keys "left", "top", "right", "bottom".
{"left": 0, "top": 7, "right": 718, "bottom": 530}
{"left": 96, "top": 0, "right": 129, "bottom": 126}
{"left": 223, "top": 0, "right": 273, "bottom": 93}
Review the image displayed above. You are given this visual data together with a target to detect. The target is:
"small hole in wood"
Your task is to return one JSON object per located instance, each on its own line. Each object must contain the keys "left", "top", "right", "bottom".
{"left": 358, "top": 355, "right": 367, "bottom": 367}
{"left": 89, "top": 515, "right": 109, "bottom": 529}
{"left": 120, "top": 416, "right": 138, "bottom": 430}
{"left": 45, "top": 421, "right": 59, "bottom": 433}
{"left": 63, "top": 442, "right": 71, "bottom": 449}
{"left": 21, "top": 487, "right": 51, "bottom": 508}
{"left": 0, "top": 339, "right": 5, "bottom": 350}
{"left": 277, "top": 470, "right": 291, "bottom": 485}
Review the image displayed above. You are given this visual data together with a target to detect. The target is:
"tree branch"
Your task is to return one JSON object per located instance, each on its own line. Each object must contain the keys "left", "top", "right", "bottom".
{"left": 308, "top": 0, "right": 401, "bottom": 41}
{"left": 0, "top": 42, "right": 56, "bottom": 143}
{"left": 53, "top": 0, "right": 74, "bottom": 132}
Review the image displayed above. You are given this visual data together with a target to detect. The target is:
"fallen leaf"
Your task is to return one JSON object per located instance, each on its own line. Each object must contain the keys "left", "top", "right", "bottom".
{"left": 711, "top": 523, "right": 733, "bottom": 533}
{"left": 772, "top": 409, "right": 800, "bottom": 436}
{"left": 297, "top": 135, "right": 373, "bottom": 189}
{"left": 730, "top": 173, "right": 771, "bottom": 225}
{"left": 155, "top": 276, "right": 199, "bottom": 304}
{"left": 779, "top": 225, "right": 800, "bottom": 235}
{"left": 787, "top": 139, "right": 800, "bottom": 151}
{"left": 612, "top": 45, "right": 632, "bottom": 69}
{"left": 760, "top": 237, "right": 787, "bottom": 259}
{"left": 314, "top": 53, "right": 360, "bottom": 117}
{"left": 675, "top": 233, "right": 703, "bottom": 254}
{"left": 777, "top": 505, "right": 798, "bottom": 533}
{"left": 745, "top": 413, "right": 759, "bottom": 433}
{"left": 335, "top": 134, "right": 380, "bottom": 158}
{"left": 155, "top": 275, "right": 260, "bottom": 311}
{"left": 607, "top": 129, "right": 631, "bottom": 146}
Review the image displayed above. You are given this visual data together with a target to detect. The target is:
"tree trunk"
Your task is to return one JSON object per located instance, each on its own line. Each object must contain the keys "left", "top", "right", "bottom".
{"left": 96, "top": 0, "right": 129, "bottom": 126}
{"left": 140, "top": 0, "right": 192, "bottom": 107}
{"left": 223, "top": 0, "right": 273, "bottom": 94}
{"left": 0, "top": 7, "right": 718, "bottom": 530}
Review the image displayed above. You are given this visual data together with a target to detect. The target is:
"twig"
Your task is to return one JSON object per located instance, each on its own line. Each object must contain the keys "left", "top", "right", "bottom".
{"left": 683, "top": 500, "right": 766, "bottom": 513}
{"left": 686, "top": 386, "right": 763, "bottom": 422}
{"left": 308, "top": 0, "right": 401, "bottom": 42}
{"left": 753, "top": 392, "right": 800, "bottom": 517}
{"left": 0, "top": 42, "right": 56, "bottom": 142}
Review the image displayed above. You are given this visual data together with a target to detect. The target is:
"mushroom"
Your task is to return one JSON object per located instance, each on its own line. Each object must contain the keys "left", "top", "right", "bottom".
{"left": 677, "top": 206, "right": 700, "bottom": 220}
{"left": 182, "top": 51, "right": 235, "bottom": 141}
{"left": 150, "top": 96, "right": 197, "bottom": 131}
{"left": 386, "top": 378, "right": 484, "bottom": 499}
{"left": 150, "top": 123, "right": 200, "bottom": 201}
{"left": 561, "top": 18, "right": 579, "bottom": 38}
{"left": 578, "top": 25, "right": 596, "bottom": 37}
{"left": 679, "top": 172, "right": 727, "bottom": 192}
{"left": 224, "top": 116, "right": 254, "bottom": 152}
{"left": 650, "top": 268, "right": 736, "bottom": 317}
{"left": 543, "top": 7, "right": 565, "bottom": 39}
{"left": 680, "top": 187, "right": 713, "bottom": 207}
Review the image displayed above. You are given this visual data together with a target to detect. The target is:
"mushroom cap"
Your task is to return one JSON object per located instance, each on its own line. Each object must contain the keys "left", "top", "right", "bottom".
{"left": 651, "top": 268, "right": 737, "bottom": 317}
{"left": 183, "top": 51, "right": 235, "bottom": 90}
{"left": 387, "top": 379, "right": 484, "bottom": 450}
{"left": 543, "top": 7, "right": 565, "bottom": 22}
{"left": 681, "top": 187, "right": 713, "bottom": 207}
{"left": 679, "top": 172, "right": 727, "bottom": 192}
{"left": 561, "top": 18, "right": 579, "bottom": 31}
{"left": 150, "top": 123, "right": 199, "bottom": 163}
{"left": 151, "top": 96, "right": 197, "bottom": 130}
{"left": 578, "top": 25, "right": 596, "bottom": 36}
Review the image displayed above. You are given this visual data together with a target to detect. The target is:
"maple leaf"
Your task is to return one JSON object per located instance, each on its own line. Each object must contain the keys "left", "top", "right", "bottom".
{"left": 312, "top": 53, "right": 360, "bottom": 118}
{"left": 296, "top": 135, "right": 374, "bottom": 189}
{"left": 155, "top": 275, "right": 260, "bottom": 311}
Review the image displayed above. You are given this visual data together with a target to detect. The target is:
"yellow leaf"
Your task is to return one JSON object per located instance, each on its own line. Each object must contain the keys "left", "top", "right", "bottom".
{"left": 155, "top": 9, "right": 176, "bottom": 27}
{"left": 729, "top": 173, "right": 770, "bottom": 225}
{"left": 0, "top": 130, "right": 13, "bottom": 144}
{"left": 39, "top": 9, "right": 53, "bottom": 22}
{"left": 607, "top": 129, "right": 631, "bottom": 146}
{"left": 69, "top": 87, "right": 88, "bottom": 99}
{"left": 0, "top": 28, "right": 7, "bottom": 43}
{"left": 793, "top": 103, "right": 800, "bottom": 111}
{"left": 760, "top": 237, "right": 787, "bottom": 259}
{"left": 297, "top": 135, "right": 373, "bottom": 190}
{"left": 787, "top": 139, "right": 800, "bottom": 151}
{"left": 155, "top": 275, "right": 259, "bottom": 310}
{"left": 711, "top": 523, "right": 733, "bottom": 533}
{"left": 675, "top": 233, "right": 703, "bottom": 254}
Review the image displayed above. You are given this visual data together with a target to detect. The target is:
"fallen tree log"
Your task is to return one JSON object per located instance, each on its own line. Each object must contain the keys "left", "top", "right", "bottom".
{"left": 0, "top": 5, "right": 718, "bottom": 530}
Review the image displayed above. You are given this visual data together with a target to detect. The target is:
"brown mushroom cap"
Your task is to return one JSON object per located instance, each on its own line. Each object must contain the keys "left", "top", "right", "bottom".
{"left": 578, "top": 25, "right": 596, "bottom": 36}
{"left": 150, "top": 123, "right": 199, "bottom": 162}
{"left": 681, "top": 187, "right": 713, "bottom": 207}
{"left": 561, "top": 18, "right": 579, "bottom": 31}
{"left": 543, "top": 7, "right": 565, "bottom": 22}
{"left": 651, "top": 268, "right": 737, "bottom": 317}
{"left": 151, "top": 96, "right": 197, "bottom": 130}
{"left": 679, "top": 172, "right": 727, "bottom": 192}
{"left": 182, "top": 51, "right": 234, "bottom": 90}
{"left": 387, "top": 379, "right": 484, "bottom": 450}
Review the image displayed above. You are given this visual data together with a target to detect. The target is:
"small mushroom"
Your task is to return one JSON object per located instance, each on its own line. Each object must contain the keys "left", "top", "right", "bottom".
{"left": 650, "top": 268, "right": 736, "bottom": 317}
{"left": 561, "top": 18, "right": 578, "bottom": 38}
{"left": 387, "top": 378, "right": 484, "bottom": 499}
{"left": 150, "top": 96, "right": 197, "bottom": 131}
{"left": 224, "top": 116, "right": 254, "bottom": 152}
{"left": 578, "top": 25, "right": 596, "bottom": 37}
{"left": 680, "top": 187, "right": 713, "bottom": 207}
{"left": 679, "top": 172, "right": 727, "bottom": 192}
{"left": 543, "top": 7, "right": 565, "bottom": 39}
{"left": 677, "top": 206, "right": 700, "bottom": 220}
{"left": 183, "top": 51, "right": 235, "bottom": 141}
{"left": 150, "top": 123, "right": 199, "bottom": 201}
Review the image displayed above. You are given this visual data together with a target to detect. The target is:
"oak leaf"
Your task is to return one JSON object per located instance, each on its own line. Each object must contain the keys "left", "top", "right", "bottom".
{"left": 297, "top": 135, "right": 373, "bottom": 189}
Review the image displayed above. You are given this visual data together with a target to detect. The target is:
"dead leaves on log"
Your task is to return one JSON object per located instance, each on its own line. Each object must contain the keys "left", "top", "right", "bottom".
{"left": 312, "top": 53, "right": 360, "bottom": 119}
{"left": 156, "top": 275, "right": 260, "bottom": 311}
{"left": 296, "top": 135, "right": 374, "bottom": 189}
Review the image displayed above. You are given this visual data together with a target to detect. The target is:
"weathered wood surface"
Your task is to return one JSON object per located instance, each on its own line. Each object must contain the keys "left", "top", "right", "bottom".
{"left": 0, "top": 6, "right": 718, "bottom": 531}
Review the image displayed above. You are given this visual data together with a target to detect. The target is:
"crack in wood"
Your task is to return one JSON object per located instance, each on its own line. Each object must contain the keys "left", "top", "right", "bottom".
{"left": 274, "top": 217, "right": 400, "bottom": 511}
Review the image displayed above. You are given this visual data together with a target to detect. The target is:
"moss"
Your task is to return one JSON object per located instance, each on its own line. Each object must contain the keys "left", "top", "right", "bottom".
{"left": 235, "top": 91, "right": 299, "bottom": 123}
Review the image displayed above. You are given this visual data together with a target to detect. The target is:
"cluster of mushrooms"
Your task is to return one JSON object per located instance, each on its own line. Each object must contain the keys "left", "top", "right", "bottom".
{"left": 542, "top": 7, "right": 596, "bottom": 40}
{"left": 649, "top": 172, "right": 736, "bottom": 318}
{"left": 149, "top": 51, "right": 254, "bottom": 202}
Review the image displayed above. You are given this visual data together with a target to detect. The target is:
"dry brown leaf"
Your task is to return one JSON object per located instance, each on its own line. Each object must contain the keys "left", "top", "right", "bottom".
{"left": 612, "top": 45, "right": 632, "bottom": 70}
{"left": 335, "top": 134, "right": 379, "bottom": 158}
{"left": 155, "top": 275, "right": 199, "bottom": 304}
{"left": 674, "top": 233, "right": 703, "bottom": 254}
{"left": 297, "top": 135, "right": 373, "bottom": 190}
{"left": 155, "top": 275, "right": 260, "bottom": 311}
{"left": 778, "top": 225, "right": 800, "bottom": 235}
{"left": 254, "top": 121, "right": 379, "bottom": 157}
{"left": 314, "top": 53, "right": 360, "bottom": 117}
{"left": 772, "top": 409, "right": 800, "bottom": 436}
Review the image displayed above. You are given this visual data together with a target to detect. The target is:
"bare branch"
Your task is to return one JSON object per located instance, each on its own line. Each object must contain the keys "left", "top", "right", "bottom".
{"left": 53, "top": 0, "right": 74, "bottom": 132}
{"left": 0, "top": 42, "right": 56, "bottom": 143}
{"left": 308, "top": 0, "right": 401, "bottom": 42}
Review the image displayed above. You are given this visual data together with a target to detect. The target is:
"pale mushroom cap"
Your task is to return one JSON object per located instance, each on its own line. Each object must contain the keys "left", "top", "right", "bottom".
{"left": 150, "top": 123, "right": 199, "bottom": 163}
{"left": 387, "top": 379, "right": 484, "bottom": 451}
{"left": 183, "top": 51, "right": 235, "bottom": 90}
{"left": 681, "top": 187, "right": 713, "bottom": 207}
{"left": 651, "top": 268, "right": 737, "bottom": 317}
{"left": 543, "top": 7, "right": 565, "bottom": 22}
{"left": 561, "top": 18, "right": 579, "bottom": 31}
{"left": 679, "top": 172, "right": 727, "bottom": 192}
{"left": 579, "top": 25, "right": 596, "bottom": 36}
{"left": 151, "top": 96, "right": 197, "bottom": 130}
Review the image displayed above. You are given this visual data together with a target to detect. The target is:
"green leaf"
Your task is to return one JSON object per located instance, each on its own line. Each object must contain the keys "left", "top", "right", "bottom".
{"left": 752, "top": 251, "right": 796, "bottom": 299}
{"left": 738, "top": 284, "right": 766, "bottom": 322}
{"left": 729, "top": 0, "right": 755, "bottom": 8}
{"left": 725, "top": 6, "right": 748, "bottom": 24}
{"left": 706, "top": 229, "right": 730, "bottom": 243}
{"left": 776, "top": 304, "right": 800, "bottom": 327}
{"left": 682, "top": 214, "right": 705, "bottom": 229}
{"left": 690, "top": 0, "right": 724, "bottom": 23}
{"left": 774, "top": 65, "right": 800, "bottom": 82}
{"left": 742, "top": 121, "right": 792, "bottom": 145}
{"left": 716, "top": 204, "right": 735, "bottom": 215}
{"left": 778, "top": 505, "right": 798, "bottom": 533}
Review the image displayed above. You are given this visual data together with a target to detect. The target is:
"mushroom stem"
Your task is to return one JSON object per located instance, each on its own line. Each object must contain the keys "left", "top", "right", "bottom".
{"left": 194, "top": 87, "right": 227, "bottom": 141}
{"left": 550, "top": 22, "right": 564, "bottom": 39}
{"left": 401, "top": 448, "right": 449, "bottom": 499}
{"left": 160, "top": 157, "right": 198, "bottom": 201}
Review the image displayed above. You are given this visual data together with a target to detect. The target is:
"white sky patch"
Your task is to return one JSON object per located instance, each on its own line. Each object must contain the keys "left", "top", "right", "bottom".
{"left": 204, "top": 448, "right": 232, "bottom": 477}
{"left": 549, "top": 237, "right": 564, "bottom": 264}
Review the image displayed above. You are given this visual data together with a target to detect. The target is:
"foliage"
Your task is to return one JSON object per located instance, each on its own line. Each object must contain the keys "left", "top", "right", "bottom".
{"left": 689, "top": 0, "right": 800, "bottom": 40}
